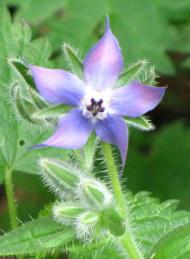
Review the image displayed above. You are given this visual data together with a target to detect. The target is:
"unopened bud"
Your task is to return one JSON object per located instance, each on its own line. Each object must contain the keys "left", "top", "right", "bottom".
{"left": 40, "top": 158, "right": 80, "bottom": 197}
{"left": 79, "top": 179, "right": 112, "bottom": 208}
{"left": 76, "top": 211, "right": 99, "bottom": 240}
{"left": 53, "top": 202, "right": 85, "bottom": 223}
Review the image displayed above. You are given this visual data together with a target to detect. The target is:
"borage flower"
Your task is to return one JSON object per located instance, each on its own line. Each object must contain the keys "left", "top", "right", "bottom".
{"left": 30, "top": 18, "right": 166, "bottom": 164}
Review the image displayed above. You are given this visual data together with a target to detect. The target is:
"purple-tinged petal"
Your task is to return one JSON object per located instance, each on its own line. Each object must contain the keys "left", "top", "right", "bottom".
{"left": 95, "top": 115, "right": 128, "bottom": 164}
{"left": 36, "top": 109, "right": 93, "bottom": 149}
{"left": 30, "top": 65, "right": 85, "bottom": 106}
{"left": 111, "top": 81, "right": 166, "bottom": 117}
{"left": 84, "top": 17, "right": 123, "bottom": 90}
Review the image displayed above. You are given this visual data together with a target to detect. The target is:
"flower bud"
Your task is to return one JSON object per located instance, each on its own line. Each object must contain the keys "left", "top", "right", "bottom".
{"left": 79, "top": 211, "right": 99, "bottom": 225}
{"left": 76, "top": 211, "right": 99, "bottom": 240}
{"left": 79, "top": 179, "right": 112, "bottom": 208}
{"left": 40, "top": 158, "right": 80, "bottom": 198}
{"left": 53, "top": 202, "right": 85, "bottom": 224}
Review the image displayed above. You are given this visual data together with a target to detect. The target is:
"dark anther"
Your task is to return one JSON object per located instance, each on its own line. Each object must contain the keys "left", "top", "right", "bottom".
{"left": 91, "top": 98, "right": 96, "bottom": 104}
{"left": 87, "top": 105, "right": 93, "bottom": 111}
{"left": 99, "top": 107, "right": 105, "bottom": 112}
{"left": 87, "top": 98, "right": 105, "bottom": 116}
{"left": 97, "top": 99, "right": 103, "bottom": 105}
{"left": 92, "top": 111, "right": 98, "bottom": 116}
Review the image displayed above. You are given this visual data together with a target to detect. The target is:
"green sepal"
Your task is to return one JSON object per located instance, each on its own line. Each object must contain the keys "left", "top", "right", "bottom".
{"left": 83, "top": 134, "right": 98, "bottom": 171}
{"left": 149, "top": 223, "right": 190, "bottom": 259}
{"left": 101, "top": 208, "right": 126, "bottom": 237}
{"left": 53, "top": 202, "right": 85, "bottom": 220}
{"left": 124, "top": 116, "right": 155, "bottom": 131}
{"left": 63, "top": 43, "right": 83, "bottom": 79}
{"left": 11, "top": 84, "right": 42, "bottom": 125}
{"left": 142, "top": 66, "right": 157, "bottom": 85}
{"left": 74, "top": 134, "right": 98, "bottom": 172}
{"left": 8, "top": 57, "right": 35, "bottom": 88}
{"left": 33, "top": 103, "right": 71, "bottom": 119}
{"left": 79, "top": 211, "right": 99, "bottom": 225}
{"left": 29, "top": 88, "right": 49, "bottom": 109}
{"left": 0, "top": 216, "right": 75, "bottom": 256}
{"left": 80, "top": 179, "right": 112, "bottom": 208}
{"left": 116, "top": 60, "right": 146, "bottom": 87}
{"left": 40, "top": 158, "right": 81, "bottom": 193}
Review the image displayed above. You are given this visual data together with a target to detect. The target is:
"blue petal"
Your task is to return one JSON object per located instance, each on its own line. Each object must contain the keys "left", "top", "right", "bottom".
{"left": 84, "top": 17, "right": 123, "bottom": 90}
{"left": 111, "top": 81, "right": 166, "bottom": 117}
{"left": 35, "top": 109, "right": 93, "bottom": 149}
{"left": 95, "top": 115, "right": 128, "bottom": 164}
{"left": 30, "top": 65, "right": 85, "bottom": 106}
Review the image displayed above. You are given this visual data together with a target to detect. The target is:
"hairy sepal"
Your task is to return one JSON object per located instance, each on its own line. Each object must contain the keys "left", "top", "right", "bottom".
{"left": 78, "top": 178, "right": 112, "bottom": 209}
{"left": 74, "top": 134, "right": 99, "bottom": 173}
{"left": 8, "top": 57, "right": 35, "bottom": 88}
{"left": 116, "top": 60, "right": 147, "bottom": 87}
{"left": 53, "top": 202, "right": 86, "bottom": 225}
{"left": 75, "top": 211, "right": 100, "bottom": 240}
{"left": 33, "top": 103, "right": 71, "bottom": 120}
{"left": 63, "top": 43, "right": 83, "bottom": 79}
{"left": 124, "top": 116, "right": 155, "bottom": 131}
{"left": 40, "top": 158, "right": 81, "bottom": 198}
{"left": 142, "top": 66, "right": 158, "bottom": 85}
{"left": 11, "top": 83, "right": 43, "bottom": 125}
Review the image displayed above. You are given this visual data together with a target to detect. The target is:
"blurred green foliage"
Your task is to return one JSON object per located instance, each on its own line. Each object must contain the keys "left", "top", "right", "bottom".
{"left": 0, "top": 0, "right": 190, "bottom": 232}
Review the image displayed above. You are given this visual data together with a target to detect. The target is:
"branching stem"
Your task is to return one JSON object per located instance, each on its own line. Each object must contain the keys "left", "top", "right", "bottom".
{"left": 102, "top": 142, "right": 143, "bottom": 259}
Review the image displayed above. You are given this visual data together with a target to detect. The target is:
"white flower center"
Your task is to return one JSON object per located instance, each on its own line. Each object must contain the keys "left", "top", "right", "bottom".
{"left": 81, "top": 88, "right": 112, "bottom": 121}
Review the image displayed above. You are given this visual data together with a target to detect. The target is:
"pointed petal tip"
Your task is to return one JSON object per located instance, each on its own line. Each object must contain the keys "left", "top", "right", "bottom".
{"left": 111, "top": 81, "right": 167, "bottom": 118}
{"left": 105, "top": 15, "right": 110, "bottom": 32}
{"left": 84, "top": 16, "right": 123, "bottom": 89}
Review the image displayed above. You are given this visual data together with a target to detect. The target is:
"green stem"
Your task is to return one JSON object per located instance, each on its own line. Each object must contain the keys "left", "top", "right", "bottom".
{"left": 5, "top": 168, "right": 18, "bottom": 229}
{"left": 102, "top": 142, "right": 143, "bottom": 259}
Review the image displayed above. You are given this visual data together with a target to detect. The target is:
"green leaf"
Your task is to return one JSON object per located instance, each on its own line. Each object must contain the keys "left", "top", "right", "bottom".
{"left": 128, "top": 191, "right": 190, "bottom": 257}
{"left": 68, "top": 239, "right": 124, "bottom": 259}
{"left": 63, "top": 43, "right": 83, "bottom": 78}
{"left": 12, "top": 0, "right": 65, "bottom": 24}
{"left": 0, "top": 216, "right": 75, "bottom": 256}
{"left": 0, "top": 4, "right": 70, "bottom": 179}
{"left": 124, "top": 116, "right": 155, "bottom": 131}
{"left": 116, "top": 60, "right": 146, "bottom": 87}
{"left": 149, "top": 224, "right": 190, "bottom": 259}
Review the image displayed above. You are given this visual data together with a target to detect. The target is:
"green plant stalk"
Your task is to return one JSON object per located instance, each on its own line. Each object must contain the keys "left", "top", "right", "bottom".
{"left": 102, "top": 142, "right": 143, "bottom": 259}
{"left": 5, "top": 168, "right": 18, "bottom": 229}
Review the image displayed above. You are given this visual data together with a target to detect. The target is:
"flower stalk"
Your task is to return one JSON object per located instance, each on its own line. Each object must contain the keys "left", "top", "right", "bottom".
{"left": 102, "top": 142, "right": 143, "bottom": 259}
{"left": 4, "top": 168, "right": 18, "bottom": 229}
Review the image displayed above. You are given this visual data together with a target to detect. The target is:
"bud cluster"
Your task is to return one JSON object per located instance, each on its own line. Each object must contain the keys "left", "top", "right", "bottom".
{"left": 40, "top": 158, "right": 125, "bottom": 239}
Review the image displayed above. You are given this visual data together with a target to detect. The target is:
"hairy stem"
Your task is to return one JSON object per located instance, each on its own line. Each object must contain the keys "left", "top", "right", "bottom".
{"left": 5, "top": 168, "right": 18, "bottom": 229}
{"left": 102, "top": 142, "right": 143, "bottom": 259}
